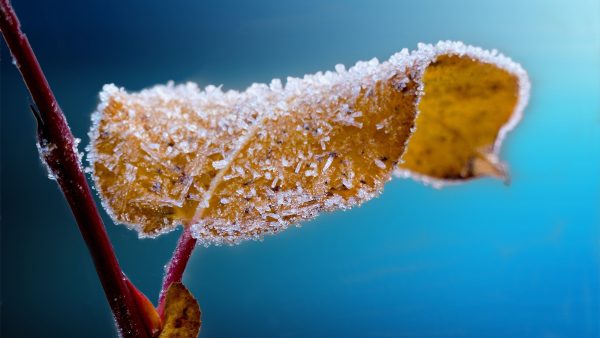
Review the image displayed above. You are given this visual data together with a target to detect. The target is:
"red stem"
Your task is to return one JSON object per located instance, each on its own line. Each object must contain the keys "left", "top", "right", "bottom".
{"left": 157, "top": 227, "right": 197, "bottom": 316}
{"left": 0, "top": 2, "right": 150, "bottom": 337}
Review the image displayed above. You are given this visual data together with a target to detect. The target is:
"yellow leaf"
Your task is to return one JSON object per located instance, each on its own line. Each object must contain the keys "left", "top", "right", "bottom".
{"left": 398, "top": 53, "right": 525, "bottom": 185}
{"left": 88, "top": 41, "right": 529, "bottom": 244}
{"left": 158, "top": 283, "right": 201, "bottom": 338}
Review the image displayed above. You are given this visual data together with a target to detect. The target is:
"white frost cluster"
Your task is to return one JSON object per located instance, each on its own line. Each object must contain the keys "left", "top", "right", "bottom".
{"left": 37, "top": 138, "right": 57, "bottom": 180}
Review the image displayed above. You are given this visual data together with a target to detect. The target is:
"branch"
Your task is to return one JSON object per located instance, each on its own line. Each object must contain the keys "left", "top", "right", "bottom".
{"left": 0, "top": 1, "right": 150, "bottom": 337}
{"left": 157, "top": 227, "right": 197, "bottom": 317}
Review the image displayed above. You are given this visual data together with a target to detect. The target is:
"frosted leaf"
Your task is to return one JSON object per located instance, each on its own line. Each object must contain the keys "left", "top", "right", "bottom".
{"left": 88, "top": 41, "right": 529, "bottom": 243}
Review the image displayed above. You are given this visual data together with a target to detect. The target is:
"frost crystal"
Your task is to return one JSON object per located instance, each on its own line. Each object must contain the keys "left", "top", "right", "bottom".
{"left": 322, "top": 156, "right": 334, "bottom": 173}
{"left": 87, "top": 41, "right": 530, "bottom": 244}
{"left": 374, "top": 158, "right": 387, "bottom": 169}
{"left": 212, "top": 160, "right": 228, "bottom": 170}
{"left": 37, "top": 139, "right": 57, "bottom": 180}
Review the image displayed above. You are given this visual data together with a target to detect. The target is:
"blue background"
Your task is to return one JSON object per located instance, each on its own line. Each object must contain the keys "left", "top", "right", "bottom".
{"left": 1, "top": 0, "right": 599, "bottom": 337}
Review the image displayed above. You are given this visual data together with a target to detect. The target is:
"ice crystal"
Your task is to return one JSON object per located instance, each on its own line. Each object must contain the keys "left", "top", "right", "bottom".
{"left": 37, "top": 138, "right": 57, "bottom": 180}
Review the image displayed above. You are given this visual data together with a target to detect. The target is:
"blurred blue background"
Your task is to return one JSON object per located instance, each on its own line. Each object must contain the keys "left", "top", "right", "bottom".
{"left": 1, "top": 0, "right": 599, "bottom": 337}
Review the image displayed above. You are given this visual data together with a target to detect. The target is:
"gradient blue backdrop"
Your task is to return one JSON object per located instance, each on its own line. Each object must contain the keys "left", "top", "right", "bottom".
{"left": 1, "top": 0, "right": 599, "bottom": 337}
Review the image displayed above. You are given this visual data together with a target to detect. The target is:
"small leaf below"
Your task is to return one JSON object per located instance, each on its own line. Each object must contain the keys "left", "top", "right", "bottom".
{"left": 158, "top": 283, "right": 201, "bottom": 338}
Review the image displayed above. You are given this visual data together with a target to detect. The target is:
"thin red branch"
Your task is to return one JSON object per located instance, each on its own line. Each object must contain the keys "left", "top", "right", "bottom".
{"left": 157, "top": 227, "right": 197, "bottom": 316}
{"left": 0, "top": 1, "right": 150, "bottom": 337}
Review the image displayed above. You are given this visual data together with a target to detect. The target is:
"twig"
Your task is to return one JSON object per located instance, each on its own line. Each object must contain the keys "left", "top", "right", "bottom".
{"left": 157, "top": 227, "right": 197, "bottom": 316}
{"left": 0, "top": 1, "right": 150, "bottom": 336}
